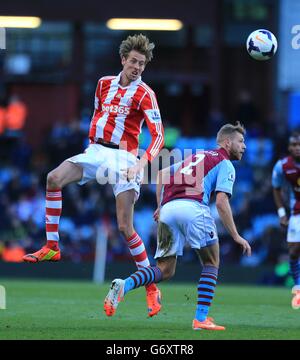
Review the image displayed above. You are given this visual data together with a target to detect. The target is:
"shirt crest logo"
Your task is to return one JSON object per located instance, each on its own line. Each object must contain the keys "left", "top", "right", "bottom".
{"left": 145, "top": 109, "right": 161, "bottom": 123}
{"left": 228, "top": 173, "right": 235, "bottom": 182}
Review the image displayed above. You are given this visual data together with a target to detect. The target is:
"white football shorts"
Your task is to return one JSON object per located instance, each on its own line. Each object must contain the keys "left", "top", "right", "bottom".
{"left": 287, "top": 214, "right": 300, "bottom": 243}
{"left": 154, "top": 199, "right": 218, "bottom": 259}
{"left": 66, "top": 143, "right": 143, "bottom": 201}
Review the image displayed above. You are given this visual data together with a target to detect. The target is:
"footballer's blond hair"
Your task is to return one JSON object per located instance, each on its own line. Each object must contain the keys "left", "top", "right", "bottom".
{"left": 216, "top": 122, "right": 246, "bottom": 145}
{"left": 119, "top": 34, "right": 155, "bottom": 64}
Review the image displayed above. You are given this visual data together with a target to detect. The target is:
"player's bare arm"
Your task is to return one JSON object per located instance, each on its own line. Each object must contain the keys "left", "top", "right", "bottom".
{"left": 216, "top": 191, "right": 251, "bottom": 256}
{"left": 154, "top": 166, "right": 171, "bottom": 222}
{"left": 273, "top": 187, "right": 289, "bottom": 227}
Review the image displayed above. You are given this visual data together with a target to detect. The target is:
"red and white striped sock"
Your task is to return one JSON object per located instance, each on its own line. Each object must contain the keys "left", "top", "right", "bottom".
{"left": 45, "top": 188, "right": 62, "bottom": 250}
{"left": 126, "top": 232, "right": 150, "bottom": 268}
{"left": 126, "top": 232, "right": 157, "bottom": 292}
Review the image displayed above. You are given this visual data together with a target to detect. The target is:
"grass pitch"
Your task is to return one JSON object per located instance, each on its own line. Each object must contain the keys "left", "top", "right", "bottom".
{"left": 0, "top": 278, "right": 299, "bottom": 340}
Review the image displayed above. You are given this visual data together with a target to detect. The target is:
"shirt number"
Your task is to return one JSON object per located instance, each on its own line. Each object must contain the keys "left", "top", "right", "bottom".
{"left": 180, "top": 154, "right": 205, "bottom": 175}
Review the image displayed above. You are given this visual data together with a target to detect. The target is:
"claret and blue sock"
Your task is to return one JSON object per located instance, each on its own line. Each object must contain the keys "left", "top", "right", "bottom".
{"left": 195, "top": 265, "right": 218, "bottom": 322}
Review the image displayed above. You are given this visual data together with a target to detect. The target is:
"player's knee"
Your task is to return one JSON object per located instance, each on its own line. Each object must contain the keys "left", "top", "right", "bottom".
{"left": 163, "top": 268, "right": 175, "bottom": 280}
{"left": 47, "top": 171, "right": 62, "bottom": 188}
{"left": 160, "top": 265, "right": 175, "bottom": 280}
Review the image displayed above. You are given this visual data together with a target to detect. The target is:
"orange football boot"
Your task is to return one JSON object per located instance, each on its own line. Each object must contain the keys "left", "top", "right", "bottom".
{"left": 291, "top": 286, "right": 300, "bottom": 309}
{"left": 192, "top": 317, "right": 225, "bottom": 331}
{"left": 23, "top": 246, "right": 61, "bottom": 263}
{"left": 146, "top": 285, "right": 162, "bottom": 317}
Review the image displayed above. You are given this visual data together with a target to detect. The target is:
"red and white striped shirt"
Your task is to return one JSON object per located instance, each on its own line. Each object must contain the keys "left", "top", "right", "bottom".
{"left": 89, "top": 73, "right": 164, "bottom": 161}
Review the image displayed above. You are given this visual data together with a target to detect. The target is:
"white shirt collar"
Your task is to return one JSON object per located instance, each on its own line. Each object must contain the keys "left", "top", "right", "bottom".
{"left": 115, "top": 72, "right": 142, "bottom": 88}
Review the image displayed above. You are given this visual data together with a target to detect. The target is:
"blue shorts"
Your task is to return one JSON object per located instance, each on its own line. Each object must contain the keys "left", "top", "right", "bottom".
{"left": 155, "top": 199, "right": 218, "bottom": 258}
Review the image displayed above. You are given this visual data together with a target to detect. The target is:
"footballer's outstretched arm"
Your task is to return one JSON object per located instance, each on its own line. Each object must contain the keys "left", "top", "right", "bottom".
{"left": 216, "top": 191, "right": 251, "bottom": 256}
{"left": 273, "top": 187, "right": 289, "bottom": 226}
{"left": 154, "top": 166, "right": 171, "bottom": 221}
{"left": 156, "top": 166, "right": 171, "bottom": 204}
{"left": 273, "top": 187, "right": 285, "bottom": 209}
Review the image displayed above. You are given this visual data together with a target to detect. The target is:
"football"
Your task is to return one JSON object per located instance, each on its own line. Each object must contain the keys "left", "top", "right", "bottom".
{"left": 246, "top": 29, "right": 278, "bottom": 61}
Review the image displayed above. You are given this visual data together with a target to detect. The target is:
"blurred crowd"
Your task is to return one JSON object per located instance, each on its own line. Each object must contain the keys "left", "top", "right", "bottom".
{"left": 0, "top": 94, "right": 292, "bottom": 273}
